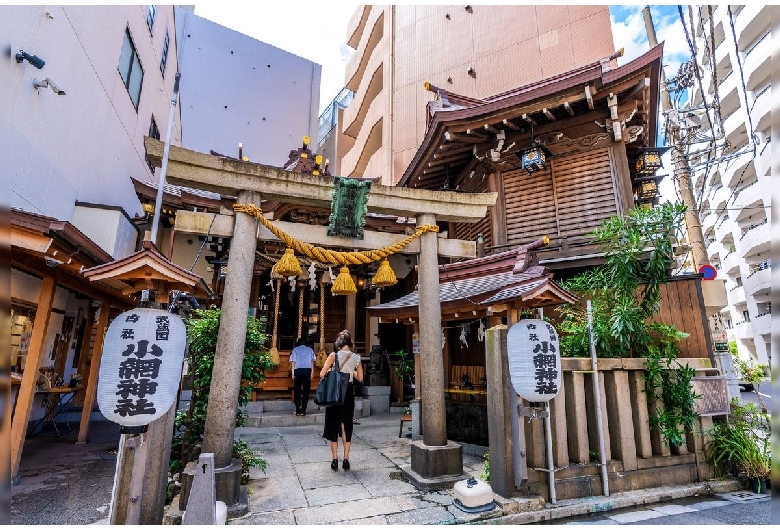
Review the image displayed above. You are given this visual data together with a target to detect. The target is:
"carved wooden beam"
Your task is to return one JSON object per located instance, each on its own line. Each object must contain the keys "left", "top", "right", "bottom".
{"left": 502, "top": 119, "right": 520, "bottom": 131}
{"left": 445, "top": 130, "right": 484, "bottom": 143}
{"left": 564, "top": 102, "right": 575, "bottom": 116}
{"left": 483, "top": 124, "right": 501, "bottom": 134}
{"left": 585, "top": 86, "right": 595, "bottom": 110}
{"left": 522, "top": 113, "right": 537, "bottom": 127}
{"left": 542, "top": 108, "right": 556, "bottom": 121}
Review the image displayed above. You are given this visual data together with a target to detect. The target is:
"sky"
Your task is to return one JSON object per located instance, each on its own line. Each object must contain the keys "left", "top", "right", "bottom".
{"left": 193, "top": 3, "right": 695, "bottom": 201}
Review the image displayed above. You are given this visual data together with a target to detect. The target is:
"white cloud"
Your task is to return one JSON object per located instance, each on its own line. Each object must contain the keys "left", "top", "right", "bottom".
{"left": 611, "top": 6, "right": 692, "bottom": 81}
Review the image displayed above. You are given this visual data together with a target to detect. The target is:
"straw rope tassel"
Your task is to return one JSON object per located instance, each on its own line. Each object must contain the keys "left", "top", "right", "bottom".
{"left": 315, "top": 279, "right": 326, "bottom": 367}
{"left": 269, "top": 279, "right": 281, "bottom": 365}
{"left": 233, "top": 203, "right": 437, "bottom": 265}
{"left": 331, "top": 266, "right": 357, "bottom": 296}
{"left": 296, "top": 286, "right": 304, "bottom": 339}
{"left": 373, "top": 258, "right": 398, "bottom": 287}
{"left": 274, "top": 248, "right": 303, "bottom": 277}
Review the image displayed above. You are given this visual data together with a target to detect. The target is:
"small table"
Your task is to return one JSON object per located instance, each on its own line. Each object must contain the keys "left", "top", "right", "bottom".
{"left": 444, "top": 388, "right": 487, "bottom": 404}
{"left": 28, "top": 386, "right": 83, "bottom": 437}
{"left": 398, "top": 414, "right": 412, "bottom": 437}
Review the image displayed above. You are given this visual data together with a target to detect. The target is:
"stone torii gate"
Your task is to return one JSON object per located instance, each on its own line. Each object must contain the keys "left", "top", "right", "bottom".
{"left": 145, "top": 138, "right": 497, "bottom": 494}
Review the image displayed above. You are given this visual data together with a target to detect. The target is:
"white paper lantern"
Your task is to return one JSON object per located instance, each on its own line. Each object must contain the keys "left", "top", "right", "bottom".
{"left": 506, "top": 319, "right": 561, "bottom": 402}
{"left": 97, "top": 308, "right": 186, "bottom": 427}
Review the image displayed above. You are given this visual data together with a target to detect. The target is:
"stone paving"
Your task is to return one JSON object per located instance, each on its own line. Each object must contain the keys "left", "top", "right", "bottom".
{"left": 229, "top": 412, "right": 489, "bottom": 525}
{"left": 11, "top": 412, "right": 756, "bottom": 526}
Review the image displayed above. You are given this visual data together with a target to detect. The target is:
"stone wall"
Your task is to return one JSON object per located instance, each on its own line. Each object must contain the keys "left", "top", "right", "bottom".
{"left": 520, "top": 357, "right": 715, "bottom": 501}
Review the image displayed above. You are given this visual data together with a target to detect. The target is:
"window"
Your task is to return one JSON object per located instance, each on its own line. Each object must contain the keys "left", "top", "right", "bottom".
{"left": 742, "top": 310, "right": 750, "bottom": 322}
{"left": 160, "top": 30, "right": 170, "bottom": 75}
{"left": 146, "top": 116, "right": 160, "bottom": 172}
{"left": 118, "top": 28, "right": 144, "bottom": 110}
{"left": 147, "top": 5, "right": 156, "bottom": 33}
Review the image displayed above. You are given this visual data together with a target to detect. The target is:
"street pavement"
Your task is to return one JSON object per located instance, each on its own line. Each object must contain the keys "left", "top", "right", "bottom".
{"left": 10, "top": 412, "right": 768, "bottom": 526}
{"left": 542, "top": 491, "right": 771, "bottom": 525}
{"left": 11, "top": 421, "right": 120, "bottom": 525}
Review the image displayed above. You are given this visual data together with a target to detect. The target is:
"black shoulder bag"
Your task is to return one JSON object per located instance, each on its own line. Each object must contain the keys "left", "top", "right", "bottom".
{"left": 313, "top": 351, "right": 352, "bottom": 407}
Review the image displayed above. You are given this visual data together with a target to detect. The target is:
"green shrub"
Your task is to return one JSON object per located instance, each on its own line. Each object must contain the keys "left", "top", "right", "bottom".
{"left": 169, "top": 307, "right": 275, "bottom": 488}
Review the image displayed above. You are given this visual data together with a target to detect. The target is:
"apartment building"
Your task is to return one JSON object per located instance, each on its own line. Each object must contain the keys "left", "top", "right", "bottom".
{"left": 334, "top": 5, "right": 615, "bottom": 185}
{"left": 690, "top": 5, "right": 772, "bottom": 364}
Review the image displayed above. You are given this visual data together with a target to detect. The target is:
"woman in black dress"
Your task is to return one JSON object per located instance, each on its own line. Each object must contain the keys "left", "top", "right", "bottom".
{"left": 319, "top": 330, "right": 363, "bottom": 471}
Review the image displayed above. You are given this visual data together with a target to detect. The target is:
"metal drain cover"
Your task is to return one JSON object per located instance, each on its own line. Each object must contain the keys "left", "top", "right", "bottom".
{"left": 715, "top": 490, "right": 770, "bottom": 503}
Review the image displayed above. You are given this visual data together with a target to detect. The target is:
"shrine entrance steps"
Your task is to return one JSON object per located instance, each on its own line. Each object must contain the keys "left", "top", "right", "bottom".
{"left": 241, "top": 398, "right": 370, "bottom": 428}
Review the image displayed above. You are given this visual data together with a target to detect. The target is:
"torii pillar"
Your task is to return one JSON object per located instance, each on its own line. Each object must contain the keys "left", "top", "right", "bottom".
{"left": 199, "top": 190, "right": 260, "bottom": 510}
{"left": 403, "top": 213, "right": 471, "bottom": 490}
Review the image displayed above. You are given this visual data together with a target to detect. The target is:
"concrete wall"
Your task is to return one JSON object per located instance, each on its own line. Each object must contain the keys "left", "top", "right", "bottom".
{"left": 340, "top": 5, "right": 615, "bottom": 185}
{"left": 9, "top": 5, "right": 182, "bottom": 231}
{"left": 72, "top": 205, "right": 139, "bottom": 259}
{"left": 174, "top": 7, "right": 321, "bottom": 166}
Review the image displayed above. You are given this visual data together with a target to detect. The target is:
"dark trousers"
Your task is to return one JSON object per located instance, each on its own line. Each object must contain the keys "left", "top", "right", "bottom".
{"left": 293, "top": 368, "right": 312, "bottom": 413}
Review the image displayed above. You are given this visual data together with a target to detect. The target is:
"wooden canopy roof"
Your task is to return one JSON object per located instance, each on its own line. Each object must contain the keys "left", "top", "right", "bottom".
{"left": 11, "top": 208, "right": 133, "bottom": 307}
{"left": 366, "top": 239, "right": 578, "bottom": 321}
{"left": 82, "top": 240, "right": 212, "bottom": 299}
{"left": 399, "top": 44, "right": 664, "bottom": 190}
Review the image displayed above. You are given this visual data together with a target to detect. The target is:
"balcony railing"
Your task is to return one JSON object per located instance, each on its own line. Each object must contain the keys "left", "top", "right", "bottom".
{"left": 747, "top": 259, "right": 771, "bottom": 278}
{"left": 740, "top": 220, "right": 767, "bottom": 240}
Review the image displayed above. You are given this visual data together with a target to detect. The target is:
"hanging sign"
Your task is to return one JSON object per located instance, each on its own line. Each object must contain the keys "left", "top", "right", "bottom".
{"left": 506, "top": 319, "right": 561, "bottom": 402}
{"left": 327, "top": 176, "right": 372, "bottom": 239}
{"left": 97, "top": 308, "right": 186, "bottom": 427}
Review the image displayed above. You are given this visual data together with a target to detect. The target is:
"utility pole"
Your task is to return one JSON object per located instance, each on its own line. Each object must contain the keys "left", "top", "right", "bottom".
{"left": 643, "top": 6, "right": 708, "bottom": 271}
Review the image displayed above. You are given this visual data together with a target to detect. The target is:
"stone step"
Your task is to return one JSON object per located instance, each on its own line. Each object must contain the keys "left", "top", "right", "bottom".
{"left": 245, "top": 410, "right": 326, "bottom": 428}
{"left": 262, "top": 400, "right": 297, "bottom": 412}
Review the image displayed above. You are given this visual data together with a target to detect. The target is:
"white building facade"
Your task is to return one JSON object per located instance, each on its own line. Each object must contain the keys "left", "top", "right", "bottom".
{"left": 690, "top": 5, "right": 772, "bottom": 365}
{"left": 173, "top": 6, "right": 321, "bottom": 166}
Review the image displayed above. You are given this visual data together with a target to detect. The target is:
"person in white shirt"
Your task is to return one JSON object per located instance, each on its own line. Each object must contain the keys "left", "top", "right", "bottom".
{"left": 289, "top": 337, "right": 316, "bottom": 416}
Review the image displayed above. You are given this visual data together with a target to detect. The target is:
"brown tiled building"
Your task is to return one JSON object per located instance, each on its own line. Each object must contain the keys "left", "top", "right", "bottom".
{"left": 334, "top": 5, "right": 615, "bottom": 185}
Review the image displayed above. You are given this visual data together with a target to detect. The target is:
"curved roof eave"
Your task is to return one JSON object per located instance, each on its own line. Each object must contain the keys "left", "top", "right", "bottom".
{"left": 398, "top": 43, "right": 664, "bottom": 187}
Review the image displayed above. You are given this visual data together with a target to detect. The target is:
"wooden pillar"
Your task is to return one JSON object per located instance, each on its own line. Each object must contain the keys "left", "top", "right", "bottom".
{"left": 345, "top": 282, "right": 356, "bottom": 338}
{"left": 167, "top": 227, "right": 176, "bottom": 260}
{"left": 11, "top": 276, "right": 57, "bottom": 480}
{"left": 77, "top": 299, "right": 111, "bottom": 444}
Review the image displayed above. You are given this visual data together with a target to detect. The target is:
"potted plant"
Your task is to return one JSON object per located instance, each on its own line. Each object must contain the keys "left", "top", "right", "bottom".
{"left": 391, "top": 349, "right": 414, "bottom": 403}
{"left": 706, "top": 399, "right": 770, "bottom": 493}
{"left": 733, "top": 356, "right": 769, "bottom": 411}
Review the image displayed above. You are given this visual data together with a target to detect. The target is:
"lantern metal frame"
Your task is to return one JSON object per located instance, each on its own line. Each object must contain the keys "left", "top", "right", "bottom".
{"left": 634, "top": 147, "right": 668, "bottom": 176}
{"left": 515, "top": 143, "right": 553, "bottom": 175}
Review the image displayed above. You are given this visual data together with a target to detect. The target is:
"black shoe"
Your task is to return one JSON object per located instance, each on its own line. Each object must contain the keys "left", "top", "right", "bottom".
{"left": 331, "top": 459, "right": 338, "bottom": 471}
{"left": 342, "top": 458, "right": 350, "bottom": 470}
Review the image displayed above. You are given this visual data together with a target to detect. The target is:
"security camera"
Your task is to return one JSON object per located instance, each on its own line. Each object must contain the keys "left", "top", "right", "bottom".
{"left": 33, "top": 77, "right": 66, "bottom": 95}
{"left": 45, "top": 257, "right": 63, "bottom": 267}
{"left": 15, "top": 50, "right": 45, "bottom": 69}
